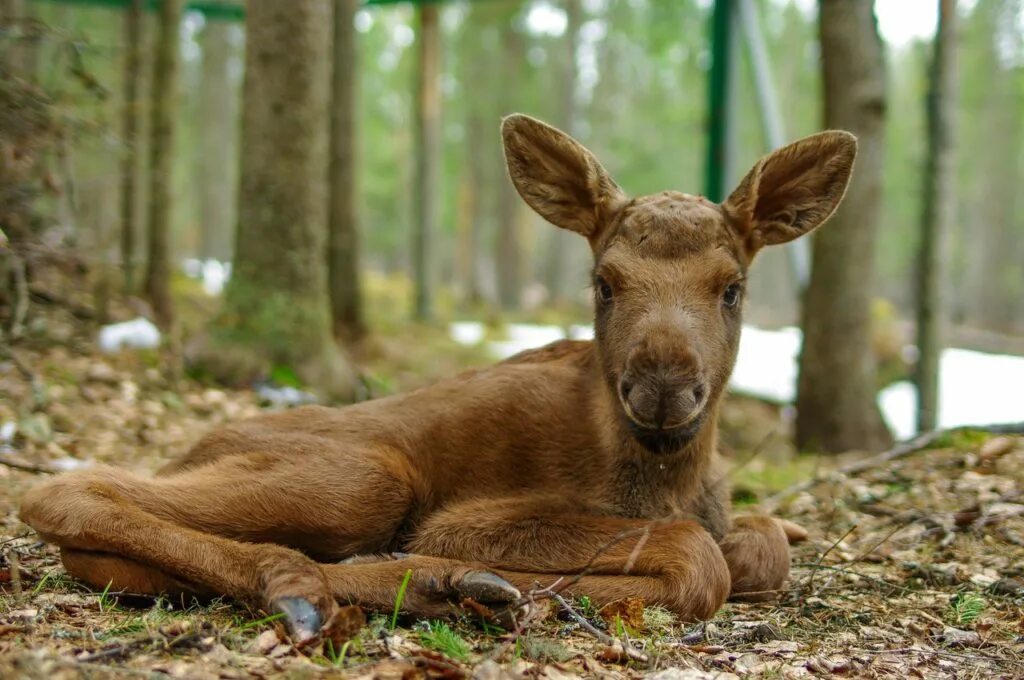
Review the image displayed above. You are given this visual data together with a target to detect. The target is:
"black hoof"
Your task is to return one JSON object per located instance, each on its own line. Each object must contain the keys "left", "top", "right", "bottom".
{"left": 455, "top": 570, "right": 521, "bottom": 605}
{"left": 273, "top": 597, "right": 323, "bottom": 644}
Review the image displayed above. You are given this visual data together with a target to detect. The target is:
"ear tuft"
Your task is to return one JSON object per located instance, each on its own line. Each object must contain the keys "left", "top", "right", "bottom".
{"left": 501, "top": 113, "right": 625, "bottom": 241}
{"left": 724, "top": 130, "right": 857, "bottom": 254}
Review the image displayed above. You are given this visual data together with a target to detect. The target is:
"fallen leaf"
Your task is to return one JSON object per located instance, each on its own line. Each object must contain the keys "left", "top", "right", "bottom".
{"left": 598, "top": 597, "right": 645, "bottom": 632}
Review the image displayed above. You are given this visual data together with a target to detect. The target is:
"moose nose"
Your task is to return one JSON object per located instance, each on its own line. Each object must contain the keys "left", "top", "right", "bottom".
{"left": 619, "top": 372, "right": 707, "bottom": 430}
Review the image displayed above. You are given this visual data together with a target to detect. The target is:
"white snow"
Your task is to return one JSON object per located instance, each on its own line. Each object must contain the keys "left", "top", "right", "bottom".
{"left": 181, "top": 258, "right": 232, "bottom": 296}
{"left": 449, "top": 321, "right": 1024, "bottom": 439}
{"left": 98, "top": 317, "right": 161, "bottom": 353}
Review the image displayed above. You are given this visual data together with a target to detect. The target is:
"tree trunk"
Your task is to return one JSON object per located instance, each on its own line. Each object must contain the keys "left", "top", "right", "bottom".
{"left": 795, "top": 0, "right": 893, "bottom": 452}
{"left": 543, "top": 0, "right": 582, "bottom": 305}
{"left": 412, "top": 3, "right": 440, "bottom": 322}
{"left": 1, "top": 0, "right": 31, "bottom": 76}
{"left": 143, "top": 0, "right": 183, "bottom": 328}
{"left": 914, "top": 0, "right": 958, "bottom": 432}
{"left": 196, "top": 19, "right": 240, "bottom": 263}
{"left": 495, "top": 17, "right": 525, "bottom": 311}
{"left": 211, "top": 0, "right": 355, "bottom": 401}
{"left": 328, "top": 0, "right": 365, "bottom": 340}
{"left": 120, "top": 0, "right": 143, "bottom": 294}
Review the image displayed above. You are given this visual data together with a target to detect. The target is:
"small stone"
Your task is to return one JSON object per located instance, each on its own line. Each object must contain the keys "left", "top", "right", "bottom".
{"left": 940, "top": 626, "right": 982, "bottom": 648}
{"left": 990, "top": 578, "right": 1024, "bottom": 596}
{"left": 472, "top": 659, "right": 517, "bottom": 680}
{"left": 252, "top": 629, "right": 280, "bottom": 654}
{"left": 86, "top": 362, "right": 119, "bottom": 385}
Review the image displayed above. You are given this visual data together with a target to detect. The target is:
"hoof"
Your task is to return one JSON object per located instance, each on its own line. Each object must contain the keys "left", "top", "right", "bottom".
{"left": 273, "top": 597, "right": 323, "bottom": 645}
{"left": 454, "top": 570, "right": 527, "bottom": 629}
{"left": 455, "top": 570, "right": 521, "bottom": 605}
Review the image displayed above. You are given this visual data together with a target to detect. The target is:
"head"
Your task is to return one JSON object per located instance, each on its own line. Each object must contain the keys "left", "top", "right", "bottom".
{"left": 502, "top": 114, "right": 856, "bottom": 453}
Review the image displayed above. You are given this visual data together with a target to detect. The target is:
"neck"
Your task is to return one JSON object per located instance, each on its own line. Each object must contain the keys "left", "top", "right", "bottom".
{"left": 587, "top": 345, "right": 721, "bottom": 517}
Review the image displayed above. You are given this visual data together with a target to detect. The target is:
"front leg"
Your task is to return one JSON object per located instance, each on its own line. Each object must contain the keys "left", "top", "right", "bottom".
{"left": 404, "top": 495, "right": 731, "bottom": 621}
{"left": 718, "top": 515, "right": 806, "bottom": 601}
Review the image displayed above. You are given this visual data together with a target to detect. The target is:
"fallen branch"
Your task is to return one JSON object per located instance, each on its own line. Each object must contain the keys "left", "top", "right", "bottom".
{"left": 762, "top": 423, "right": 1024, "bottom": 513}
{"left": 0, "top": 457, "right": 56, "bottom": 475}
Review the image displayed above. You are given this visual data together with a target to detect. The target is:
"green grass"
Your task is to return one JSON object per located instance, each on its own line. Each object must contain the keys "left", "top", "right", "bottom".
{"left": 575, "top": 595, "right": 599, "bottom": 619}
{"left": 236, "top": 611, "right": 286, "bottom": 631}
{"left": 97, "top": 580, "right": 114, "bottom": 613}
{"left": 948, "top": 592, "right": 986, "bottom": 626}
{"left": 323, "top": 638, "right": 355, "bottom": 667}
{"left": 417, "top": 621, "right": 471, "bottom": 662}
{"left": 390, "top": 568, "right": 413, "bottom": 630}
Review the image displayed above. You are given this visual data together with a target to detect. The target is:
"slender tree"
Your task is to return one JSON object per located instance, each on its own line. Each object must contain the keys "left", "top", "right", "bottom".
{"left": 209, "top": 0, "right": 356, "bottom": 400}
{"left": 796, "top": 0, "right": 893, "bottom": 452}
{"left": 143, "top": 0, "right": 184, "bottom": 328}
{"left": 543, "top": 0, "right": 582, "bottom": 305}
{"left": 454, "top": 1, "right": 489, "bottom": 306}
{"left": 196, "top": 18, "right": 240, "bottom": 263}
{"left": 914, "top": 0, "right": 958, "bottom": 432}
{"left": 119, "top": 0, "right": 143, "bottom": 294}
{"left": 412, "top": 3, "right": 440, "bottom": 321}
{"left": 495, "top": 12, "right": 525, "bottom": 311}
{"left": 328, "top": 0, "right": 366, "bottom": 339}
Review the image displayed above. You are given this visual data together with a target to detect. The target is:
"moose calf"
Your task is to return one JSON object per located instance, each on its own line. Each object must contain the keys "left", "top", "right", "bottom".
{"left": 21, "top": 115, "right": 855, "bottom": 642}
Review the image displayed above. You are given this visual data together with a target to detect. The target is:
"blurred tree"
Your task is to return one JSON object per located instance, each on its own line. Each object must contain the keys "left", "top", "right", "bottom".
{"left": 208, "top": 0, "right": 356, "bottom": 400}
{"left": 329, "top": 0, "right": 366, "bottom": 340}
{"left": 796, "top": 0, "right": 893, "bottom": 452}
{"left": 958, "top": 0, "right": 1023, "bottom": 334}
{"left": 453, "top": 0, "right": 490, "bottom": 306}
{"left": 143, "top": 0, "right": 183, "bottom": 328}
{"left": 914, "top": 0, "right": 958, "bottom": 432}
{"left": 495, "top": 6, "right": 525, "bottom": 311}
{"left": 542, "top": 0, "right": 581, "bottom": 306}
{"left": 196, "top": 18, "right": 240, "bottom": 263}
{"left": 119, "top": 0, "right": 143, "bottom": 294}
{"left": 412, "top": 3, "right": 440, "bottom": 321}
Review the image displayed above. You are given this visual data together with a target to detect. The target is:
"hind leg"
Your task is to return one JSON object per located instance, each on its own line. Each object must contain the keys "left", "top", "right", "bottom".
{"left": 60, "top": 548, "right": 208, "bottom": 600}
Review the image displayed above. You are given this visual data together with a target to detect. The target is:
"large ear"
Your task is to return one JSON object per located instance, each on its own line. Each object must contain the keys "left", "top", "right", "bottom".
{"left": 722, "top": 131, "right": 857, "bottom": 255}
{"left": 502, "top": 114, "right": 626, "bottom": 242}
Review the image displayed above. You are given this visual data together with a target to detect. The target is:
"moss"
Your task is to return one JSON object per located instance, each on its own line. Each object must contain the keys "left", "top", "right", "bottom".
{"left": 188, "top": 278, "right": 357, "bottom": 401}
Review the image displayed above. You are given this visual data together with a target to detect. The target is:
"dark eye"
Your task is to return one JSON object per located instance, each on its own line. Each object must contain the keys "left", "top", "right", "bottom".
{"left": 722, "top": 283, "right": 742, "bottom": 309}
{"left": 596, "top": 277, "right": 613, "bottom": 304}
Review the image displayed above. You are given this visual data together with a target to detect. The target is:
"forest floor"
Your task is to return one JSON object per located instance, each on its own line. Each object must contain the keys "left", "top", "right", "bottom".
{"left": 1, "top": 303, "right": 1023, "bottom": 679}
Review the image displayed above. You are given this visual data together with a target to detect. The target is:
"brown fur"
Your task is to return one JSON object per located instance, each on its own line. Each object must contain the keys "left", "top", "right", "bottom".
{"left": 20, "top": 115, "right": 856, "bottom": 640}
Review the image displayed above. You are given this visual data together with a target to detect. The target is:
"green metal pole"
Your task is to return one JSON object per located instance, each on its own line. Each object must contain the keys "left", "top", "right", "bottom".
{"left": 704, "top": 0, "right": 737, "bottom": 202}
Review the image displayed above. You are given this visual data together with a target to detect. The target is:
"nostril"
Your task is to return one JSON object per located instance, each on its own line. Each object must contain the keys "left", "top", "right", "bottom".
{"left": 692, "top": 383, "right": 706, "bottom": 405}
{"left": 620, "top": 379, "right": 634, "bottom": 401}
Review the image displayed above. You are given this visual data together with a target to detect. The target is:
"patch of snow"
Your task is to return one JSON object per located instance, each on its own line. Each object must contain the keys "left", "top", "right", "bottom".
{"left": 181, "top": 258, "right": 232, "bottom": 296}
{"left": 50, "top": 457, "right": 93, "bottom": 472}
{"left": 98, "top": 317, "right": 161, "bottom": 353}
{"left": 450, "top": 321, "right": 485, "bottom": 346}
{"left": 729, "top": 325, "right": 802, "bottom": 404}
{"left": 256, "top": 384, "right": 319, "bottom": 409}
{"left": 201, "top": 260, "right": 231, "bottom": 296}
